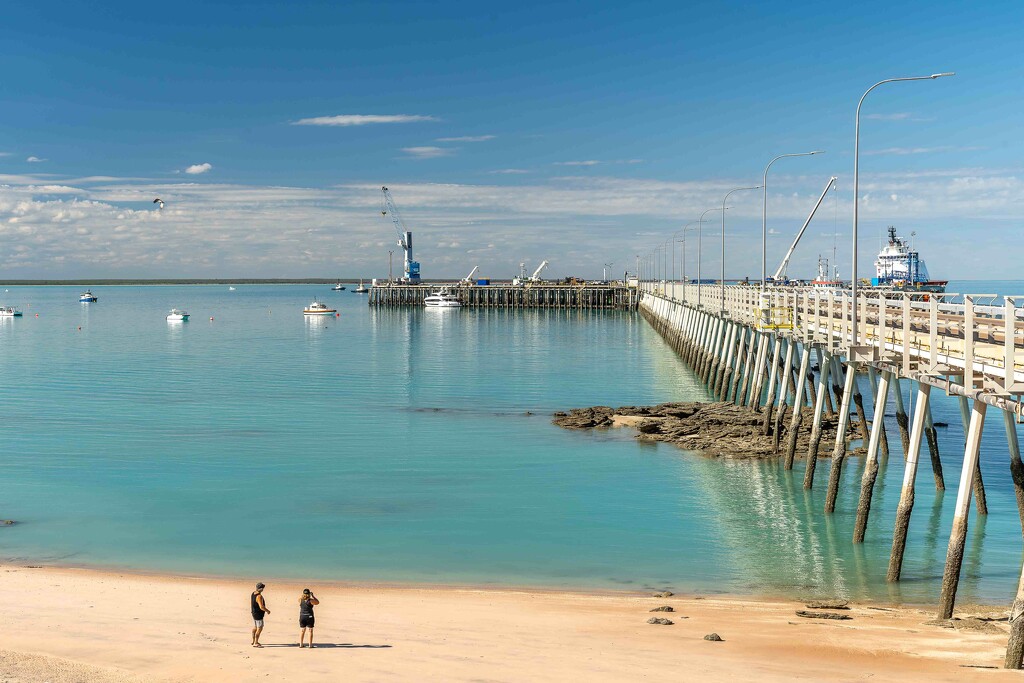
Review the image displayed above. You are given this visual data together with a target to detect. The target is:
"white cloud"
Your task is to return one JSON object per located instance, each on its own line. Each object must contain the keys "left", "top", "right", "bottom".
{"left": 489, "top": 169, "right": 530, "bottom": 175}
{"left": 554, "top": 160, "right": 600, "bottom": 166}
{"left": 865, "top": 112, "right": 913, "bottom": 121}
{"left": 185, "top": 163, "right": 213, "bottom": 175}
{"left": 0, "top": 152, "right": 13, "bottom": 157}
{"left": 400, "top": 146, "right": 452, "bottom": 159}
{"left": 435, "top": 135, "right": 495, "bottom": 143}
{"left": 864, "top": 145, "right": 983, "bottom": 156}
{"left": 292, "top": 114, "right": 437, "bottom": 127}
{"left": 26, "top": 156, "right": 46, "bottom": 163}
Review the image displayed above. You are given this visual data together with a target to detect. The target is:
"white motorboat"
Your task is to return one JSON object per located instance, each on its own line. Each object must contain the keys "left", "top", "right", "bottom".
{"left": 424, "top": 288, "right": 462, "bottom": 308}
{"left": 166, "top": 308, "right": 190, "bottom": 321}
{"left": 354, "top": 280, "right": 369, "bottom": 294}
{"left": 229, "top": 286, "right": 236, "bottom": 291}
{"left": 79, "top": 290, "right": 98, "bottom": 302}
{"left": 303, "top": 300, "right": 337, "bottom": 315}
{"left": 0, "top": 306, "right": 23, "bottom": 317}
{"left": 331, "top": 282, "right": 346, "bottom": 291}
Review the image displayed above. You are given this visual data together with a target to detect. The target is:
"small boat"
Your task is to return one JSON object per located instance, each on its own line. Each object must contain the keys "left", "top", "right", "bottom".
{"left": 166, "top": 308, "right": 190, "bottom": 321}
{"left": 79, "top": 290, "right": 98, "bottom": 302}
{"left": 354, "top": 280, "right": 369, "bottom": 294}
{"left": 229, "top": 286, "right": 236, "bottom": 291}
{"left": 424, "top": 287, "right": 462, "bottom": 308}
{"left": 303, "top": 300, "right": 337, "bottom": 315}
{"left": 331, "top": 283, "right": 346, "bottom": 291}
{"left": 810, "top": 257, "right": 843, "bottom": 291}
{"left": 0, "top": 306, "right": 23, "bottom": 317}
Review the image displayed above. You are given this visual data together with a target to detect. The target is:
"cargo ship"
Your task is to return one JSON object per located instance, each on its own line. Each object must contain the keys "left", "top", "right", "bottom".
{"left": 869, "top": 226, "right": 947, "bottom": 293}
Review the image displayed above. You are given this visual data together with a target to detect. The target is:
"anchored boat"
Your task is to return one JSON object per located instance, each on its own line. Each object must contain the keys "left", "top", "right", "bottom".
{"left": 166, "top": 308, "right": 190, "bottom": 321}
{"left": 303, "top": 300, "right": 337, "bottom": 315}
{"left": 79, "top": 290, "right": 98, "bottom": 302}
{"left": 0, "top": 306, "right": 23, "bottom": 317}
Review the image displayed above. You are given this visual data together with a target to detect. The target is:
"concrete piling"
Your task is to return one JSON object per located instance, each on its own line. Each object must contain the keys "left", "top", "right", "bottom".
{"left": 924, "top": 403, "right": 945, "bottom": 491}
{"left": 893, "top": 377, "right": 911, "bottom": 459}
{"left": 784, "top": 345, "right": 812, "bottom": 470}
{"left": 887, "top": 382, "right": 932, "bottom": 582}
{"left": 853, "top": 370, "right": 892, "bottom": 542}
{"left": 958, "top": 396, "right": 988, "bottom": 516}
{"left": 867, "top": 367, "right": 891, "bottom": 461}
{"left": 1004, "top": 412, "right": 1024, "bottom": 669}
{"left": 803, "top": 350, "right": 833, "bottom": 490}
{"left": 938, "top": 400, "right": 988, "bottom": 620}
{"left": 761, "top": 339, "right": 784, "bottom": 434}
{"left": 824, "top": 360, "right": 857, "bottom": 513}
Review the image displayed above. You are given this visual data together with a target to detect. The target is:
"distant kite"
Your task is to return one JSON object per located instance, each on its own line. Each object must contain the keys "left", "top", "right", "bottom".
{"left": 153, "top": 198, "right": 164, "bottom": 209}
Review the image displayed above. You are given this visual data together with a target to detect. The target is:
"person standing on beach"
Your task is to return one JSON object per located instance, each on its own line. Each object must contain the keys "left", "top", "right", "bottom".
{"left": 251, "top": 582, "right": 270, "bottom": 647}
{"left": 298, "top": 588, "right": 319, "bottom": 648}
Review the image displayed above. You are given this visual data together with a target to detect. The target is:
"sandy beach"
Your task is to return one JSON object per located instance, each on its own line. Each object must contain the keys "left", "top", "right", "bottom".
{"left": 0, "top": 564, "right": 1017, "bottom": 682}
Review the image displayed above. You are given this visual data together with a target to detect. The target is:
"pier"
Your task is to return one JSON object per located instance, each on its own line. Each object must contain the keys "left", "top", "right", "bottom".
{"left": 639, "top": 281, "right": 1024, "bottom": 667}
{"left": 368, "top": 282, "right": 638, "bottom": 310}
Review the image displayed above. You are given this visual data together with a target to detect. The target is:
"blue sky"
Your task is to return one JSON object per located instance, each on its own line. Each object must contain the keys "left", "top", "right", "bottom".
{"left": 1, "top": 0, "right": 1021, "bottom": 279}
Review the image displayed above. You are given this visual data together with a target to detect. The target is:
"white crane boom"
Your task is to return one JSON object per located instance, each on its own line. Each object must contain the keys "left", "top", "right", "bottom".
{"left": 462, "top": 266, "right": 479, "bottom": 283}
{"left": 772, "top": 176, "right": 837, "bottom": 281}
{"left": 529, "top": 260, "right": 549, "bottom": 281}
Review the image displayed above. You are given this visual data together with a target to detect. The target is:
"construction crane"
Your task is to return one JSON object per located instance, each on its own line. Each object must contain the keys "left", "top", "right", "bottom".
{"left": 461, "top": 266, "right": 479, "bottom": 285}
{"left": 380, "top": 186, "right": 421, "bottom": 283}
{"left": 512, "top": 260, "right": 548, "bottom": 286}
{"left": 771, "top": 176, "right": 838, "bottom": 282}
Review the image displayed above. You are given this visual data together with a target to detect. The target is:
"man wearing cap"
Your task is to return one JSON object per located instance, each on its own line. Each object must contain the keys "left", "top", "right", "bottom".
{"left": 251, "top": 582, "right": 271, "bottom": 647}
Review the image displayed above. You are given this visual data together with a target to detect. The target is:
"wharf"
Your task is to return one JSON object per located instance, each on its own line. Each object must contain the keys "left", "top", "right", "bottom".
{"left": 368, "top": 283, "right": 638, "bottom": 310}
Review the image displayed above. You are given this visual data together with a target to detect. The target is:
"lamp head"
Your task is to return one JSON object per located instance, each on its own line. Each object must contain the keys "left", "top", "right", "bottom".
{"left": 931, "top": 72, "right": 955, "bottom": 78}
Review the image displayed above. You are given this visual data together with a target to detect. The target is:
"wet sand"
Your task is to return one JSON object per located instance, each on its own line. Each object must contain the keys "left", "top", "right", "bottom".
{"left": 0, "top": 564, "right": 1015, "bottom": 682}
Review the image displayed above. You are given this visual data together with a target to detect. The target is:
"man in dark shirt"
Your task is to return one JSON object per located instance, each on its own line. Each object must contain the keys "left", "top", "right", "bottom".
{"left": 251, "top": 582, "right": 271, "bottom": 647}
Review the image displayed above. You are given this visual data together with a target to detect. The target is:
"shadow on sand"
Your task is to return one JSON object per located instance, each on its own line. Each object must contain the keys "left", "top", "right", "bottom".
{"left": 258, "top": 643, "right": 392, "bottom": 649}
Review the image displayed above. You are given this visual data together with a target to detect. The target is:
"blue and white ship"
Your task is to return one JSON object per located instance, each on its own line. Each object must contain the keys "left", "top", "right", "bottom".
{"left": 871, "top": 226, "right": 947, "bottom": 293}
{"left": 79, "top": 290, "right": 98, "bottom": 302}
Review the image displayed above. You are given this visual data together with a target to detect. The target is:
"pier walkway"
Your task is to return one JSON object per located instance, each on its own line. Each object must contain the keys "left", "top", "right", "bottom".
{"left": 640, "top": 282, "right": 1024, "bottom": 668}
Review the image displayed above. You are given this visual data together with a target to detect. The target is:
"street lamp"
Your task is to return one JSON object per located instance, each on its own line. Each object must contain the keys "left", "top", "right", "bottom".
{"left": 762, "top": 151, "right": 823, "bottom": 291}
{"left": 851, "top": 72, "right": 954, "bottom": 346}
{"left": 672, "top": 220, "right": 700, "bottom": 286}
{"left": 698, "top": 207, "right": 727, "bottom": 309}
{"left": 721, "top": 185, "right": 761, "bottom": 311}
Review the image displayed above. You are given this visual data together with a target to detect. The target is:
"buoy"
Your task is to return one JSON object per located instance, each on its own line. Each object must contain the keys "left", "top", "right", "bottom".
{"left": 335, "top": 313, "right": 340, "bottom": 318}
{"left": 35, "top": 313, "right": 38, "bottom": 318}
{"left": 77, "top": 326, "right": 81, "bottom": 331}
{"left": 210, "top": 316, "right": 214, "bottom": 321}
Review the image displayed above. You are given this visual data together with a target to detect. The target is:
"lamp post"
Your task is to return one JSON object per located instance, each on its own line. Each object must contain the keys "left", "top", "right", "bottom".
{"left": 698, "top": 207, "right": 727, "bottom": 309}
{"left": 721, "top": 185, "right": 761, "bottom": 312}
{"left": 672, "top": 220, "right": 700, "bottom": 291}
{"left": 851, "top": 72, "right": 954, "bottom": 347}
{"left": 762, "top": 151, "right": 823, "bottom": 292}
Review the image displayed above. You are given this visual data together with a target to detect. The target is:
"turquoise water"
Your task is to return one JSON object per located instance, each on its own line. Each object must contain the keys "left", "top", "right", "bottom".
{"left": 0, "top": 282, "right": 1022, "bottom": 604}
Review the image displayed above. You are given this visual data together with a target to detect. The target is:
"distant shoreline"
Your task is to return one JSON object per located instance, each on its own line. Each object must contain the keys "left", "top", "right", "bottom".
{"left": 0, "top": 279, "right": 478, "bottom": 286}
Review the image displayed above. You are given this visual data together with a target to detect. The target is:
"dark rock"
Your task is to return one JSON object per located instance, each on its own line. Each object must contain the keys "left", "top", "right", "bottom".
{"left": 805, "top": 599, "right": 849, "bottom": 610}
{"left": 653, "top": 591, "right": 674, "bottom": 598}
{"left": 649, "top": 606, "right": 674, "bottom": 612}
{"left": 795, "top": 610, "right": 852, "bottom": 620}
{"left": 934, "top": 421, "right": 949, "bottom": 428}
{"left": 647, "top": 617, "right": 674, "bottom": 625}
{"left": 1, "top": 520, "right": 16, "bottom": 526}
{"left": 703, "top": 633, "right": 723, "bottom": 641}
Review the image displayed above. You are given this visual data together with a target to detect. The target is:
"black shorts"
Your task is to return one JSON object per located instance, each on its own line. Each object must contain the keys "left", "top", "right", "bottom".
{"left": 299, "top": 615, "right": 315, "bottom": 629}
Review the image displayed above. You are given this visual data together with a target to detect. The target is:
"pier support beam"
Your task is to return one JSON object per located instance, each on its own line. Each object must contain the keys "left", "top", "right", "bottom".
{"left": 893, "top": 376, "right": 911, "bottom": 459}
{"left": 738, "top": 331, "right": 761, "bottom": 407}
{"left": 853, "top": 370, "right": 892, "bottom": 542}
{"left": 851, "top": 371, "right": 870, "bottom": 443}
{"left": 867, "top": 367, "right": 891, "bottom": 460}
{"left": 1005, "top": 411, "right": 1024, "bottom": 669}
{"left": 772, "top": 342, "right": 796, "bottom": 451}
{"left": 924, "top": 402, "right": 945, "bottom": 491}
{"left": 938, "top": 400, "right": 988, "bottom": 620}
{"left": 761, "top": 339, "right": 784, "bottom": 435}
{"left": 824, "top": 360, "right": 857, "bottom": 513}
{"left": 784, "top": 345, "right": 811, "bottom": 470}
{"left": 887, "top": 382, "right": 931, "bottom": 582}
{"left": 803, "top": 350, "right": 833, "bottom": 489}
{"left": 959, "top": 396, "right": 988, "bottom": 516}
{"left": 748, "top": 333, "right": 769, "bottom": 410}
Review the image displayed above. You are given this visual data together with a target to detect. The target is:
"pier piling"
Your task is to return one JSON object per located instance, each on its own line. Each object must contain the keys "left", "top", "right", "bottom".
{"left": 938, "top": 400, "right": 988, "bottom": 620}
{"left": 924, "top": 402, "right": 945, "bottom": 491}
{"left": 853, "top": 370, "right": 892, "bottom": 542}
{"left": 803, "top": 350, "right": 833, "bottom": 489}
{"left": 888, "top": 382, "right": 931, "bottom": 582}
{"left": 893, "top": 377, "right": 911, "bottom": 460}
{"left": 867, "top": 367, "right": 891, "bottom": 461}
{"left": 958, "top": 396, "right": 988, "bottom": 515}
{"left": 784, "top": 345, "right": 812, "bottom": 470}
{"left": 761, "top": 339, "right": 784, "bottom": 434}
{"left": 824, "top": 360, "right": 857, "bottom": 513}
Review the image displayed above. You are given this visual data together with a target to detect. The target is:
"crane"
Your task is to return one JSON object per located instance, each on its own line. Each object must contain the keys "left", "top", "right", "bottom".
{"left": 771, "top": 176, "right": 837, "bottom": 282}
{"left": 380, "top": 186, "right": 421, "bottom": 283}
{"left": 512, "top": 260, "right": 548, "bottom": 286}
{"left": 529, "top": 260, "right": 549, "bottom": 282}
{"left": 603, "top": 262, "right": 613, "bottom": 282}
{"left": 461, "top": 266, "right": 479, "bottom": 285}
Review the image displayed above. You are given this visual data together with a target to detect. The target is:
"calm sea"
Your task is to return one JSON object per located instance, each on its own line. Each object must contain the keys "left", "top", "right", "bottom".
{"left": 0, "top": 280, "right": 1021, "bottom": 603}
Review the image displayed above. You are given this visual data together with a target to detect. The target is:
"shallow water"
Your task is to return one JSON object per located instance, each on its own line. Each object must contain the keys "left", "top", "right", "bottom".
{"left": 0, "top": 281, "right": 1022, "bottom": 604}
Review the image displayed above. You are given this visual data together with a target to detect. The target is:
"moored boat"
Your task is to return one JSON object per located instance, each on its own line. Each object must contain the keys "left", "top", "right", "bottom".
{"left": 331, "top": 283, "right": 346, "bottom": 291}
{"left": 0, "top": 306, "right": 23, "bottom": 317}
{"left": 166, "top": 308, "right": 190, "bottom": 321}
{"left": 79, "top": 290, "right": 98, "bottom": 302}
{"left": 424, "top": 287, "right": 462, "bottom": 308}
{"left": 870, "top": 226, "right": 947, "bottom": 293}
{"left": 354, "top": 280, "right": 369, "bottom": 294}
